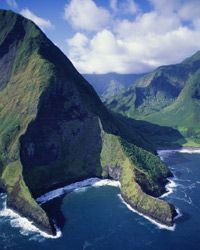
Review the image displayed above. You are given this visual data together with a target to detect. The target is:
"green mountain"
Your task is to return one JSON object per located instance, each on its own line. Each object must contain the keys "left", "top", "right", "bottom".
{"left": 0, "top": 10, "right": 176, "bottom": 235}
{"left": 106, "top": 51, "right": 200, "bottom": 146}
{"left": 83, "top": 73, "right": 142, "bottom": 101}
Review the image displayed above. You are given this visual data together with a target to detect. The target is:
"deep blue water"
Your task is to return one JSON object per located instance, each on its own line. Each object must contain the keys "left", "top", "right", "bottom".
{"left": 0, "top": 152, "right": 200, "bottom": 250}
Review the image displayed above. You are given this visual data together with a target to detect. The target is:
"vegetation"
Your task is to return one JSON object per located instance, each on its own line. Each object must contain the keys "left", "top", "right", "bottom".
{"left": 106, "top": 52, "right": 200, "bottom": 146}
{"left": 1, "top": 161, "right": 53, "bottom": 234}
{"left": 120, "top": 158, "right": 174, "bottom": 226}
{"left": 121, "top": 139, "right": 170, "bottom": 196}
{"left": 100, "top": 133, "right": 175, "bottom": 225}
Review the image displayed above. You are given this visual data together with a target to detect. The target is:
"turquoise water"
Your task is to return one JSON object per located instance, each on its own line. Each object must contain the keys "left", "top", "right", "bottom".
{"left": 0, "top": 152, "right": 200, "bottom": 250}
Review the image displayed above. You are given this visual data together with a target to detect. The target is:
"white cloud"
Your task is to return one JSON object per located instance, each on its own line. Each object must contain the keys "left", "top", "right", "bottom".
{"left": 66, "top": 0, "right": 200, "bottom": 74}
{"left": 110, "top": 0, "right": 139, "bottom": 14}
{"left": 67, "top": 33, "right": 89, "bottom": 61}
{"left": 67, "top": 26, "right": 200, "bottom": 74}
{"left": 20, "top": 8, "right": 54, "bottom": 30}
{"left": 68, "top": 32, "right": 89, "bottom": 48}
{"left": 178, "top": 1, "right": 200, "bottom": 21}
{"left": 6, "top": 0, "right": 18, "bottom": 8}
{"left": 115, "top": 11, "right": 180, "bottom": 37}
{"left": 64, "top": 0, "right": 110, "bottom": 31}
{"left": 149, "top": 0, "right": 200, "bottom": 20}
{"left": 148, "top": 0, "right": 181, "bottom": 14}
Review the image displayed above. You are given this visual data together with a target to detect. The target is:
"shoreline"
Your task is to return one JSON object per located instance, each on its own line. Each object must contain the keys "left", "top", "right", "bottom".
{"left": 2, "top": 147, "right": 197, "bottom": 238}
{"left": 118, "top": 194, "right": 177, "bottom": 231}
{"left": 0, "top": 193, "right": 61, "bottom": 239}
{"left": 157, "top": 148, "right": 200, "bottom": 198}
{"left": 156, "top": 148, "right": 200, "bottom": 222}
{"left": 36, "top": 178, "right": 121, "bottom": 204}
{"left": 157, "top": 148, "right": 200, "bottom": 156}
{"left": 1, "top": 176, "right": 175, "bottom": 238}
{"left": 37, "top": 178, "right": 176, "bottom": 232}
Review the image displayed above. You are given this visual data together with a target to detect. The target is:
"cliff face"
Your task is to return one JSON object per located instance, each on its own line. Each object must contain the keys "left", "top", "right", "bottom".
{"left": 0, "top": 10, "right": 176, "bottom": 235}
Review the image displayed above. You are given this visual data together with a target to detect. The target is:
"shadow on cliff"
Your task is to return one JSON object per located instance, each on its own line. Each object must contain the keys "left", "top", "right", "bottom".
{"left": 113, "top": 112, "right": 186, "bottom": 152}
{"left": 41, "top": 196, "right": 66, "bottom": 230}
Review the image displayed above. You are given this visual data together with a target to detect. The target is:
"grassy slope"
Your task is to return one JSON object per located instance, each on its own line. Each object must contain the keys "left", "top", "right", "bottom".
{"left": 1, "top": 161, "right": 53, "bottom": 233}
{"left": 145, "top": 70, "right": 200, "bottom": 145}
{"left": 0, "top": 11, "right": 55, "bottom": 234}
{"left": 106, "top": 52, "right": 200, "bottom": 147}
{"left": 106, "top": 63, "right": 189, "bottom": 118}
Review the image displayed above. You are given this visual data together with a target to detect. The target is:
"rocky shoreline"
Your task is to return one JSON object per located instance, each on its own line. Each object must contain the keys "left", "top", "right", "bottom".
{"left": 121, "top": 192, "right": 177, "bottom": 227}
{"left": 0, "top": 172, "right": 177, "bottom": 237}
{"left": 36, "top": 175, "right": 176, "bottom": 234}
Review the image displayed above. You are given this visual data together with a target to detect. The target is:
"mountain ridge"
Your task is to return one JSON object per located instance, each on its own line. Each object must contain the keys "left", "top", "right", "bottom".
{"left": 106, "top": 49, "right": 200, "bottom": 146}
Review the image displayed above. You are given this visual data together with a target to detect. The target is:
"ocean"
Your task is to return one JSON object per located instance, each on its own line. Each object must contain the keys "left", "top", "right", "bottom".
{"left": 0, "top": 150, "right": 200, "bottom": 250}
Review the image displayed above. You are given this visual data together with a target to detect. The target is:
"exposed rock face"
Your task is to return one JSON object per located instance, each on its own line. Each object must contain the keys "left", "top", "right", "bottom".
{"left": 104, "top": 165, "right": 121, "bottom": 180}
{"left": 0, "top": 10, "right": 176, "bottom": 235}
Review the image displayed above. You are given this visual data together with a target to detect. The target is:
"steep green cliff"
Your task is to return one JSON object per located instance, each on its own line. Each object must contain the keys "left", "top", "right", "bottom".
{"left": 0, "top": 10, "right": 176, "bottom": 235}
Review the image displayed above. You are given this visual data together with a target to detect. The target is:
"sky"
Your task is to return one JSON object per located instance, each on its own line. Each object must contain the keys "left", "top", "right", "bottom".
{"left": 1, "top": 0, "right": 200, "bottom": 74}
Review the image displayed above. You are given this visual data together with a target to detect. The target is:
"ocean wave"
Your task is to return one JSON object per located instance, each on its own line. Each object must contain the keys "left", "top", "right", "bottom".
{"left": 0, "top": 197, "right": 61, "bottom": 239}
{"left": 157, "top": 148, "right": 197, "bottom": 199}
{"left": 173, "top": 194, "right": 193, "bottom": 205}
{"left": 118, "top": 194, "right": 176, "bottom": 231}
{"left": 92, "top": 179, "right": 120, "bottom": 188}
{"left": 160, "top": 178, "right": 177, "bottom": 198}
{"left": 174, "top": 208, "right": 183, "bottom": 220}
{"left": 37, "top": 178, "right": 100, "bottom": 204}
{"left": 157, "top": 148, "right": 200, "bottom": 160}
{"left": 37, "top": 178, "right": 120, "bottom": 204}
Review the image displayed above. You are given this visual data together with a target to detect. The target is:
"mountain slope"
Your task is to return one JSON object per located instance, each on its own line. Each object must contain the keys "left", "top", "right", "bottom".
{"left": 0, "top": 10, "right": 176, "bottom": 235}
{"left": 145, "top": 69, "right": 200, "bottom": 143}
{"left": 106, "top": 51, "right": 200, "bottom": 145}
{"left": 83, "top": 73, "right": 142, "bottom": 101}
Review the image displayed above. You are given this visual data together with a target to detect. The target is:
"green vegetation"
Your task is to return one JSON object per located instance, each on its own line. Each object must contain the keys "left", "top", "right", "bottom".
{"left": 106, "top": 51, "right": 200, "bottom": 147}
{"left": 1, "top": 161, "right": 53, "bottom": 234}
{"left": 100, "top": 133, "right": 175, "bottom": 225}
{"left": 121, "top": 139, "right": 170, "bottom": 196}
{"left": 120, "top": 158, "right": 174, "bottom": 226}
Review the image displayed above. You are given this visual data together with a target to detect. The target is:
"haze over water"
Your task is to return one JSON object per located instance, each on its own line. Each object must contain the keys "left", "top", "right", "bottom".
{"left": 0, "top": 151, "right": 200, "bottom": 250}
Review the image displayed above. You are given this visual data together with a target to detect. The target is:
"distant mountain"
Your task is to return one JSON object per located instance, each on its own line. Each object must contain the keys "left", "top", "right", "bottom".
{"left": 0, "top": 10, "right": 176, "bottom": 236}
{"left": 83, "top": 73, "right": 143, "bottom": 101}
{"left": 106, "top": 51, "right": 200, "bottom": 146}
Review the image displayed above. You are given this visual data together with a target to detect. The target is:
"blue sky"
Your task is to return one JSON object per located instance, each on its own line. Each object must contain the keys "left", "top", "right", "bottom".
{"left": 1, "top": 0, "right": 200, "bottom": 74}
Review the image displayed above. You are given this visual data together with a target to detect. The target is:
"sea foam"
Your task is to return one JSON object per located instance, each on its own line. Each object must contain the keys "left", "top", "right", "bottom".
{"left": 157, "top": 148, "right": 200, "bottom": 198}
{"left": 0, "top": 179, "right": 120, "bottom": 240}
{"left": 0, "top": 195, "right": 61, "bottom": 239}
{"left": 37, "top": 178, "right": 120, "bottom": 204}
{"left": 1, "top": 150, "right": 188, "bottom": 240}
{"left": 157, "top": 148, "right": 200, "bottom": 158}
{"left": 160, "top": 178, "right": 177, "bottom": 198}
